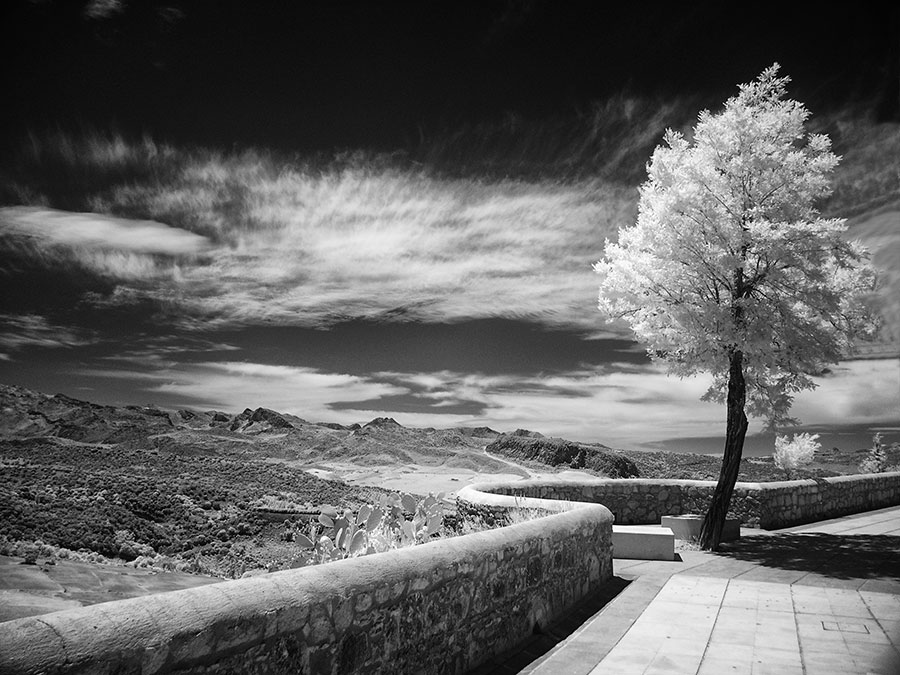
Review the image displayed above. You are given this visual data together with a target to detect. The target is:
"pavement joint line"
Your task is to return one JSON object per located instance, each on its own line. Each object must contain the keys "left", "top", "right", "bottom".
{"left": 861, "top": 593, "right": 900, "bottom": 656}
{"left": 789, "top": 582, "right": 811, "bottom": 673}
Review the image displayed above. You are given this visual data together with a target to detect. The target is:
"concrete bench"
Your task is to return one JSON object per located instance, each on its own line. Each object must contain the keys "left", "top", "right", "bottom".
{"left": 612, "top": 525, "right": 675, "bottom": 561}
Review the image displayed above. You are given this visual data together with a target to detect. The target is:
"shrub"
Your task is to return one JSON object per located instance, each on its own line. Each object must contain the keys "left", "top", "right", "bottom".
{"left": 859, "top": 433, "right": 888, "bottom": 474}
{"left": 774, "top": 433, "right": 820, "bottom": 478}
{"left": 19, "top": 542, "right": 40, "bottom": 564}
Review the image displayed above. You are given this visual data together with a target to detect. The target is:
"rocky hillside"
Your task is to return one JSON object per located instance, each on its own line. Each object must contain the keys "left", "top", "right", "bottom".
{"left": 0, "top": 384, "right": 505, "bottom": 466}
{"left": 487, "top": 431, "right": 639, "bottom": 478}
{"left": 0, "top": 383, "right": 505, "bottom": 577}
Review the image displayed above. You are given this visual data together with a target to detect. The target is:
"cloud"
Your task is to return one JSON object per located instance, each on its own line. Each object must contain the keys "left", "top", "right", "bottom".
{"left": 83, "top": 0, "right": 125, "bottom": 20}
{"left": 2, "top": 167, "right": 634, "bottom": 333}
{"left": 0, "top": 206, "right": 210, "bottom": 281}
{"left": 384, "top": 366, "right": 726, "bottom": 446}
{"left": 75, "top": 354, "right": 718, "bottom": 442}
{"left": 791, "top": 359, "right": 900, "bottom": 426}
{"left": 100, "top": 336, "right": 241, "bottom": 363}
{"left": 95, "top": 360, "right": 408, "bottom": 422}
{"left": 0, "top": 314, "right": 95, "bottom": 354}
{"left": 1, "top": 207, "right": 210, "bottom": 256}
{"left": 6, "top": 157, "right": 893, "bottom": 364}
{"left": 191, "top": 172, "right": 618, "bottom": 329}
{"left": 338, "top": 361, "right": 900, "bottom": 446}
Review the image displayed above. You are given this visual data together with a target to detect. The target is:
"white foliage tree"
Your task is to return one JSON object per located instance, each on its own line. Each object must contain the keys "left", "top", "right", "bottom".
{"left": 594, "top": 64, "right": 877, "bottom": 549}
{"left": 859, "top": 432, "right": 889, "bottom": 474}
{"left": 774, "top": 432, "right": 820, "bottom": 478}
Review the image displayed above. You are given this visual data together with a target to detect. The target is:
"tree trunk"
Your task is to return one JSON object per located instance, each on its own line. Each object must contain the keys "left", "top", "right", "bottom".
{"left": 699, "top": 350, "right": 749, "bottom": 550}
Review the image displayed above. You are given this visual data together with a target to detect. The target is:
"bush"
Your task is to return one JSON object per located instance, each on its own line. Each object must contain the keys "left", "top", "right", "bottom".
{"left": 859, "top": 433, "right": 888, "bottom": 474}
{"left": 774, "top": 433, "right": 820, "bottom": 478}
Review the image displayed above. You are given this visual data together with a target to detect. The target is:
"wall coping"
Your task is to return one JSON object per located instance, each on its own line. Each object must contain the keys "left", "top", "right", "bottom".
{"left": 456, "top": 482, "right": 599, "bottom": 511}
{"left": 456, "top": 472, "right": 900, "bottom": 530}
{"left": 459, "top": 472, "right": 900, "bottom": 493}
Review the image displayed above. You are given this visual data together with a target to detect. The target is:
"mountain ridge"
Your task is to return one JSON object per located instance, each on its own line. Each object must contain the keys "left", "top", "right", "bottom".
{"left": 0, "top": 382, "right": 506, "bottom": 448}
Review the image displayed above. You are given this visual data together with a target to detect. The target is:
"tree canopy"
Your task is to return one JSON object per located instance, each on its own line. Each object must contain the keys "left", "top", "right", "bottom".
{"left": 595, "top": 64, "right": 877, "bottom": 428}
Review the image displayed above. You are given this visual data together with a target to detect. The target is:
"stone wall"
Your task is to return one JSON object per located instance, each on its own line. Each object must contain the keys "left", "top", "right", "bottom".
{"left": 746, "top": 473, "right": 900, "bottom": 528}
{"left": 457, "top": 472, "right": 900, "bottom": 530}
{"left": 0, "top": 497, "right": 614, "bottom": 675}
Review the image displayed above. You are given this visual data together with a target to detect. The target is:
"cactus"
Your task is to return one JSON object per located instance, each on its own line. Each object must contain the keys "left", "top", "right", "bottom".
{"left": 287, "top": 492, "right": 446, "bottom": 568}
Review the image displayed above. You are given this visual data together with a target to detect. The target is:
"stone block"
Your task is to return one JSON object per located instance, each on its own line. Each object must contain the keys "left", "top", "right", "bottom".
{"left": 611, "top": 525, "right": 675, "bottom": 561}
{"left": 661, "top": 514, "right": 740, "bottom": 542}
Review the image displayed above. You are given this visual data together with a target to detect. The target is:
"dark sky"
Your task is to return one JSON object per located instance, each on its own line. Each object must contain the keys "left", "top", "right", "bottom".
{"left": 0, "top": 1, "right": 897, "bottom": 450}
{"left": 3, "top": 1, "right": 898, "bottom": 151}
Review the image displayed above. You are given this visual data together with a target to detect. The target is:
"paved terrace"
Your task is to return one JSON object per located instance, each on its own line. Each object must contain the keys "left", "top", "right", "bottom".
{"left": 474, "top": 505, "right": 900, "bottom": 675}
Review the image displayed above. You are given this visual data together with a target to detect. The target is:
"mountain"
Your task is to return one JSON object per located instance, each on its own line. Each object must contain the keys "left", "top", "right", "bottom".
{"left": 0, "top": 383, "right": 508, "bottom": 579}
{"left": 0, "top": 383, "right": 505, "bottom": 464}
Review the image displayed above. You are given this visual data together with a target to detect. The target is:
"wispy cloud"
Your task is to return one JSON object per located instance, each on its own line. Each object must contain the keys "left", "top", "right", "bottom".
{"left": 0, "top": 314, "right": 96, "bottom": 356}
{"left": 1, "top": 206, "right": 209, "bottom": 256}
{"left": 169, "top": 172, "right": 630, "bottom": 330}
{"left": 370, "top": 366, "right": 726, "bottom": 445}
{"left": 96, "top": 360, "right": 408, "bottom": 421}
{"left": 3, "top": 139, "right": 895, "bottom": 358}
{"left": 100, "top": 335, "right": 241, "bottom": 363}
{"left": 0, "top": 206, "right": 210, "bottom": 282}
{"left": 1, "top": 163, "right": 635, "bottom": 332}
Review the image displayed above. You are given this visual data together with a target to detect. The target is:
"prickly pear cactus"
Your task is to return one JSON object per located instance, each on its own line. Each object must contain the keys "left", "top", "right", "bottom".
{"left": 288, "top": 492, "right": 446, "bottom": 567}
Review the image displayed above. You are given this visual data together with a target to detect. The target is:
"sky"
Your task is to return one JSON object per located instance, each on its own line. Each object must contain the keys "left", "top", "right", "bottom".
{"left": 0, "top": 1, "right": 898, "bottom": 454}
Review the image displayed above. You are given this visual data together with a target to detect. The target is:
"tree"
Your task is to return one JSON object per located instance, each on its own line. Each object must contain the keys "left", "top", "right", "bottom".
{"left": 593, "top": 64, "right": 877, "bottom": 550}
{"left": 859, "top": 433, "right": 888, "bottom": 474}
{"left": 774, "top": 432, "right": 820, "bottom": 479}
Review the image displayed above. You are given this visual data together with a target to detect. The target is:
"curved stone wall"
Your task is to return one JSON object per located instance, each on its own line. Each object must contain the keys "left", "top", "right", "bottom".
{"left": 456, "top": 472, "right": 900, "bottom": 530}
{"left": 0, "top": 495, "right": 614, "bottom": 675}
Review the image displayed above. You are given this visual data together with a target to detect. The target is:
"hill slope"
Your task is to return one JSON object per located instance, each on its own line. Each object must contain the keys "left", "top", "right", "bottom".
{"left": 0, "top": 383, "right": 506, "bottom": 577}
{"left": 2, "top": 384, "right": 895, "bottom": 579}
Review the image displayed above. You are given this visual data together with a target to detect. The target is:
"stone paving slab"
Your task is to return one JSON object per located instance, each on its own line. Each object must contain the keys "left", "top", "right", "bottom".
{"left": 582, "top": 576, "right": 900, "bottom": 675}
{"left": 492, "top": 504, "right": 900, "bottom": 675}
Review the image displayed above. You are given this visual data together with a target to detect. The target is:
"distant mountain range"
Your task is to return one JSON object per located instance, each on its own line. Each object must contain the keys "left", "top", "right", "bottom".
{"left": 2, "top": 383, "right": 883, "bottom": 480}
{"left": 0, "top": 383, "right": 513, "bottom": 469}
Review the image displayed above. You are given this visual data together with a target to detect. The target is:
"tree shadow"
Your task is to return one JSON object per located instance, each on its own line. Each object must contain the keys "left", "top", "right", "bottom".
{"left": 713, "top": 533, "right": 900, "bottom": 583}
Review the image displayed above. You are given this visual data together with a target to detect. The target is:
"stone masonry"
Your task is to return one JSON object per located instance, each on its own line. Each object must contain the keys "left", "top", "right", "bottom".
{"left": 461, "top": 472, "right": 900, "bottom": 529}
{"left": 0, "top": 498, "right": 614, "bottom": 675}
